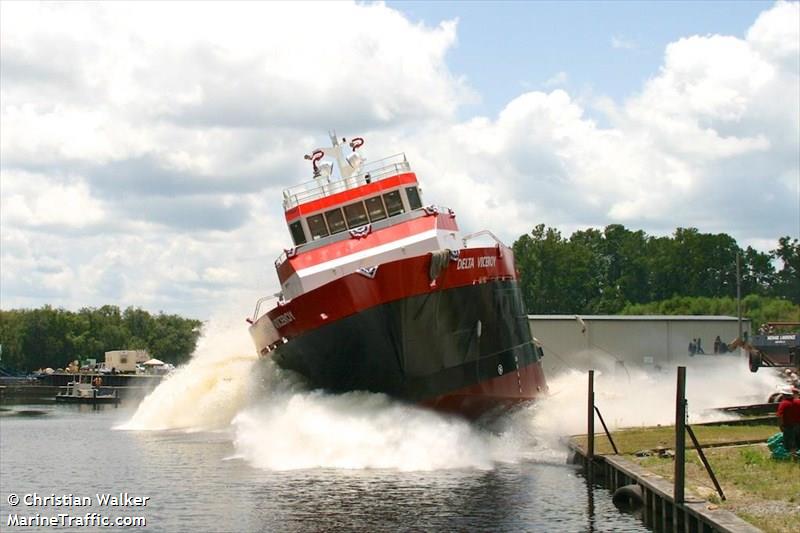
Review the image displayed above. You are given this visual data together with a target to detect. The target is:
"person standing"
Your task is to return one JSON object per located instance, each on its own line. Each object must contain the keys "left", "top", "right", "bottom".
{"left": 777, "top": 387, "right": 800, "bottom": 460}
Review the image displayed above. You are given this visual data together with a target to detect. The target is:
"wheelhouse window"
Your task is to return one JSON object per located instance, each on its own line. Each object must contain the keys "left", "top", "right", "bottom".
{"left": 405, "top": 186, "right": 422, "bottom": 210}
{"left": 325, "top": 208, "right": 347, "bottom": 234}
{"left": 383, "top": 190, "right": 405, "bottom": 217}
{"left": 365, "top": 196, "right": 387, "bottom": 222}
{"left": 344, "top": 201, "right": 369, "bottom": 228}
{"left": 289, "top": 220, "right": 307, "bottom": 246}
{"left": 307, "top": 214, "right": 329, "bottom": 240}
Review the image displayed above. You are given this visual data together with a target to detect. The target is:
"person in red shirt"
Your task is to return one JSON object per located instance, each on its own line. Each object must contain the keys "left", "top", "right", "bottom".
{"left": 776, "top": 387, "right": 800, "bottom": 459}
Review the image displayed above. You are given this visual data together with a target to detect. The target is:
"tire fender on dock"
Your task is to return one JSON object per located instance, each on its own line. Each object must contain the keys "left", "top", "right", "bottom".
{"left": 612, "top": 484, "right": 644, "bottom": 510}
{"left": 565, "top": 449, "right": 582, "bottom": 465}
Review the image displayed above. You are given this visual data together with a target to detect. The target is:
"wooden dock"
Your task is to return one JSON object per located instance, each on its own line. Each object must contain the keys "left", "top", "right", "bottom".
{"left": 574, "top": 367, "right": 769, "bottom": 532}
{"left": 568, "top": 440, "right": 762, "bottom": 532}
{"left": 1, "top": 373, "right": 163, "bottom": 402}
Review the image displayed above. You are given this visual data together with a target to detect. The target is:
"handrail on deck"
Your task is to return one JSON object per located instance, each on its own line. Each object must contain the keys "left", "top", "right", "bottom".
{"left": 462, "top": 230, "right": 507, "bottom": 248}
{"left": 251, "top": 294, "right": 280, "bottom": 322}
{"left": 282, "top": 153, "right": 410, "bottom": 210}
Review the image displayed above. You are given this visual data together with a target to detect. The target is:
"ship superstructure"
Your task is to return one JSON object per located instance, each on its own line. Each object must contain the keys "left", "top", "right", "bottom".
{"left": 248, "top": 132, "right": 546, "bottom": 417}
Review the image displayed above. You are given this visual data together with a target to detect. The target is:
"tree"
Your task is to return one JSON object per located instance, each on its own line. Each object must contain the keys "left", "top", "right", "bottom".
{"left": 741, "top": 246, "right": 776, "bottom": 296}
{"left": 146, "top": 313, "right": 202, "bottom": 365}
{"left": 773, "top": 237, "right": 800, "bottom": 304}
{"left": 0, "top": 305, "right": 203, "bottom": 371}
{"left": 513, "top": 224, "right": 796, "bottom": 314}
{"left": 514, "top": 224, "right": 586, "bottom": 313}
{"left": 621, "top": 295, "right": 800, "bottom": 328}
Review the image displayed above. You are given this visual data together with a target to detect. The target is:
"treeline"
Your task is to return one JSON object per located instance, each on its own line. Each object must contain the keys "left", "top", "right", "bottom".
{"left": 621, "top": 295, "right": 800, "bottom": 329}
{"left": 513, "top": 224, "right": 799, "bottom": 316}
{"left": 0, "top": 305, "right": 202, "bottom": 371}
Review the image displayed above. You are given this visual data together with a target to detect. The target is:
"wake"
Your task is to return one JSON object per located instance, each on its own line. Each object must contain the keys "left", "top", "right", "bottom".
{"left": 119, "top": 321, "right": 782, "bottom": 470}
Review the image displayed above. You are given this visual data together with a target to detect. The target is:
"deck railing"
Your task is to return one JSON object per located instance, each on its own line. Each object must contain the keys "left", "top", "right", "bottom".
{"left": 282, "top": 153, "right": 410, "bottom": 210}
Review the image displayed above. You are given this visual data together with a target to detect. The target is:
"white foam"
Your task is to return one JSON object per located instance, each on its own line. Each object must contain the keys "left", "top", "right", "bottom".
{"left": 117, "top": 318, "right": 538, "bottom": 470}
{"left": 118, "top": 318, "right": 782, "bottom": 470}
{"left": 118, "top": 317, "right": 259, "bottom": 431}
{"left": 230, "top": 391, "right": 514, "bottom": 471}
{"left": 527, "top": 354, "right": 783, "bottom": 438}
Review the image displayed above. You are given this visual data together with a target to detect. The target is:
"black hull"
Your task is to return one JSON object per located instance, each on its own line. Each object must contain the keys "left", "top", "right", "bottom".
{"left": 271, "top": 280, "right": 543, "bottom": 405}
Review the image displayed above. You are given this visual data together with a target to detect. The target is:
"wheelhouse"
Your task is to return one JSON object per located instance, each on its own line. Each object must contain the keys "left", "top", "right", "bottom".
{"left": 283, "top": 152, "right": 425, "bottom": 246}
{"left": 272, "top": 132, "right": 461, "bottom": 302}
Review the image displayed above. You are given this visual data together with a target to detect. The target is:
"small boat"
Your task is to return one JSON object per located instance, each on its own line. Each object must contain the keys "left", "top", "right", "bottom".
{"left": 55, "top": 378, "right": 120, "bottom": 405}
{"left": 247, "top": 132, "right": 548, "bottom": 418}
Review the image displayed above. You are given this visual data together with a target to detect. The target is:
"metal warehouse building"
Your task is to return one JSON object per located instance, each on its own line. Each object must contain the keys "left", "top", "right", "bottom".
{"left": 528, "top": 315, "right": 752, "bottom": 377}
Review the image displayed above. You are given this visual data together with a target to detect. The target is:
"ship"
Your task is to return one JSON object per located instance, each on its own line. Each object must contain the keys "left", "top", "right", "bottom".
{"left": 247, "top": 132, "right": 547, "bottom": 418}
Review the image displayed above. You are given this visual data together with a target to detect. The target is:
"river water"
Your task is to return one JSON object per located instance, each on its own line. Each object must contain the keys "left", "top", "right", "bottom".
{"left": 1, "top": 329, "right": 779, "bottom": 533}
{"left": 0, "top": 401, "right": 650, "bottom": 533}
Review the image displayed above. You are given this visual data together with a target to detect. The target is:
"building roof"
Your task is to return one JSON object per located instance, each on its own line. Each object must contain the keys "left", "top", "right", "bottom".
{"left": 527, "top": 314, "right": 751, "bottom": 322}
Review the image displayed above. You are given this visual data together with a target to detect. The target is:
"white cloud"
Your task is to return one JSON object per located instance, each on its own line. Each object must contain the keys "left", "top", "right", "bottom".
{"left": 747, "top": 0, "right": 800, "bottom": 67}
{"left": 543, "top": 71, "right": 568, "bottom": 87}
{"left": 403, "top": 1, "right": 797, "bottom": 241}
{"left": 611, "top": 35, "right": 638, "bottom": 50}
{"left": 0, "top": 1, "right": 468, "bottom": 189}
{"left": 1, "top": 170, "right": 107, "bottom": 229}
{"left": 1, "top": 1, "right": 797, "bottom": 318}
{"left": 1, "top": 1, "right": 469, "bottom": 315}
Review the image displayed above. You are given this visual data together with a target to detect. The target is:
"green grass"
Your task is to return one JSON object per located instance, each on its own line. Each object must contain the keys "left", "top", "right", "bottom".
{"left": 570, "top": 424, "right": 800, "bottom": 532}
{"left": 572, "top": 424, "right": 777, "bottom": 455}
{"left": 635, "top": 446, "right": 799, "bottom": 533}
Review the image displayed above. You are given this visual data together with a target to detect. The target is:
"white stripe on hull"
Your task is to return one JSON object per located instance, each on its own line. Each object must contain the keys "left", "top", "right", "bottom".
{"left": 280, "top": 229, "right": 461, "bottom": 299}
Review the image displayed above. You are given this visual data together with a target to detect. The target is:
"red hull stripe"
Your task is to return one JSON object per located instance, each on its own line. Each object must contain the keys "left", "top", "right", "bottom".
{"left": 284, "top": 172, "right": 419, "bottom": 221}
{"left": 422, "top": 362, "right": 548, "bottom": 418}
{"left": 277, "top": 212, "right": 460, "bottom": 283}
{"left": 268, "top": 246, "right": 516, "bottom": 339}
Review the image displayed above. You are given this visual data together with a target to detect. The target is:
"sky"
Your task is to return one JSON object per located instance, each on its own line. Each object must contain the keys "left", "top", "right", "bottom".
{"left": 391, "top": 0, "right": 775, "bottom": 117}
{"left": 1, "top": 0, "right": 799, "bottom": 320}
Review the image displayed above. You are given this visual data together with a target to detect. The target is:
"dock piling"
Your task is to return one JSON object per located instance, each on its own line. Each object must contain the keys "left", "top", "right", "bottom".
{"left": 674, "top": 366, "right": 686, "bottom": 507}
{"left": 587, "top": 369, "right": 595, "bottom": 480}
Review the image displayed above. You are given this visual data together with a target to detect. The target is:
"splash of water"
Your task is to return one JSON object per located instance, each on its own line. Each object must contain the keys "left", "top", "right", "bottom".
{"left": 119, "top": 318, "right": 259, "bottom": 431}
{"left": 118, "top": 319, "right": 536, "bottom": 470}
{"left": 231, "top": 392, "right": 508, "bottom": 471}
{"left": 527, "top": 353, "right": 783, "bottom": 438}
{"left": 119, "top": 317, "right": 783, "bottom": 471}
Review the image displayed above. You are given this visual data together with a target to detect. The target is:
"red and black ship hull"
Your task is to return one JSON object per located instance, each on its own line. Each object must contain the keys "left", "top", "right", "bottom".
{"left": 261, "top": 247, "right": 547, "bottom": 418}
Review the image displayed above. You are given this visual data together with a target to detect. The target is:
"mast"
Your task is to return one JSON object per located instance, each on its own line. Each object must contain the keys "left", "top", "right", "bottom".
{"left": 302, "top": 130, "right": 367, "bottom": 184}
{"left": 327, "top": 130, "right": 351, "bottom": 178}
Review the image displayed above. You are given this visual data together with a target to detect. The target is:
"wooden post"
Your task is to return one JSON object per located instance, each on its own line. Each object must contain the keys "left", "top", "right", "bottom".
{"left": 674, "top": 366, "right": 686, "bottom": 506}
{"left": 736, "top": 253, "right": 742, "bottom": 339}
{"left": 686, "top": 424, "right": 726, "bottom": 501}
{"left": 585, "top": 469, "right": 596, "bottom": 531}
{"left": 594, "top": 405, "right": 619, "bottom": 454}
{"left": 588, "top": 370, "right": 595, "bottom": 480}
